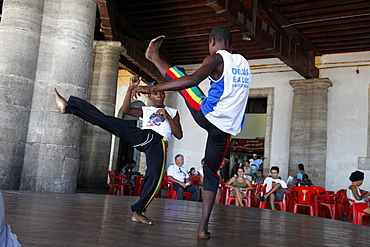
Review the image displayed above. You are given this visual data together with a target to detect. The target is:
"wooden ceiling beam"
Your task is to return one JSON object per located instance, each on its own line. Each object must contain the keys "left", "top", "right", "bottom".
{"left": 120, "top": 2, "right": 206, "bottom": 15}
{"left": 310, "top": 33, "right": 370, "bottom": 43}
{"left": 286, "top": 7, "right": 370, "bottom": 23}
{"left": 305, "top": 26, "right": 370, "bottom": 39}
{"left": 202, "top": 0, "right": 318, "bottom": 78}
{"left": 275, "top": 0, "right": 366, "bottom": 13}
{"left": 97, "top": 0, "right": 113, "bottom": 41}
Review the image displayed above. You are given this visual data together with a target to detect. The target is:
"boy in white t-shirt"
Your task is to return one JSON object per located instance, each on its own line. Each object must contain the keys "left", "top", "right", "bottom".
{"left": 258, "top": 166, "right": 290, "bottom": 210}
{"left": 53, "top": 76, "right": 183, "bottom": 225}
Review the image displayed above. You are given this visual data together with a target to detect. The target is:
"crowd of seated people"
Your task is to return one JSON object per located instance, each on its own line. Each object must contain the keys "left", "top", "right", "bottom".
{"left": 111, "top": 156, "right": 370, "bottom": 224}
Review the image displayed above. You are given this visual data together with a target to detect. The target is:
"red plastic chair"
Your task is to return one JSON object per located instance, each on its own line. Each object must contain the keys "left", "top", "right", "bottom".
{"left": 291, "top": 186, "right": 318, "bottom": 216}
{"left": 191, "top": 176, "right": 201, "bottom": 187}
{"left": 133, "top": 175, "right": 145, "bottom": 196}
{"left": 167, "top": 181, "right": 192, "bottom": 200}
{"left": 336, "top": 189, "right": 350, "bottom": 218}
{"left": 258, "top": 185, "right": 289, "bottom": 211}
{"left": 318, "top": 193, "right": 339, "bottom": 220}
{"left": 250, "top": 182, "right": 262, "bottom": 207}
{"left": 346, "top": 196, "right": 370, "bottom": 225}
{"left": 160, "top": 174, "right": 170, "bottom": 197}
{"left": 107, "top": 170, "right": 131, "bottom": 195}
{"left": 225, "top": 187, "right": 251, "bottom": 207}
{"left": 311, "top": 186, "right": 329, "bottom": 216}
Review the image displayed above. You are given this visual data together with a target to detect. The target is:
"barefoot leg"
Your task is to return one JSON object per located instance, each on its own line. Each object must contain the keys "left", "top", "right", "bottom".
{"left": 145, "top": 35, "right": 171, "bottom": 77}
{"left": 53, "top": 88, "right": 68, "bottom": 114}
{"left": 198, "top": 190, "right": 216, "bottom": 239}
{"left": 131, "top": 211, "right": 153, "bottom": 225}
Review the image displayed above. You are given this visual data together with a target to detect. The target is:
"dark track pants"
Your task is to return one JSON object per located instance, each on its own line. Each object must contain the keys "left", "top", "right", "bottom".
{"left": 66, "top": 96, "right": 167, "bottom": 214}
{"left": 165, "top": 67, "right": 231, "bottom": 192}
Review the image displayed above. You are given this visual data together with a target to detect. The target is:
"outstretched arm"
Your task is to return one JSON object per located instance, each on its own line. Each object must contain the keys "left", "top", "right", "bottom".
{"left": 121, "top": 76, "right": 143, "bottom": 117}
{"left": 132, "top": 54, "right": 223, "bottom": 97}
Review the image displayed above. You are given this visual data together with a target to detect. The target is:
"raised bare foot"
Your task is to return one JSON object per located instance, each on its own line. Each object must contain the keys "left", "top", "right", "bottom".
{"left": 53, "top": 88, "right": 67, "bottom": 114}
{"left": 132, "top": 212, "right": 153, "bottom": 225}
{"left": 145, "top": 35, "right": 165, "bottom": 63}
{"left": 198, "top": 231, "right": 211, "bottom": 239}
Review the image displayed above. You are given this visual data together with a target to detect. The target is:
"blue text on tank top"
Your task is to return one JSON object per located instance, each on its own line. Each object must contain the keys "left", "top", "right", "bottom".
{"left": 201, "top": 76, "right": 225, "bottom": 115}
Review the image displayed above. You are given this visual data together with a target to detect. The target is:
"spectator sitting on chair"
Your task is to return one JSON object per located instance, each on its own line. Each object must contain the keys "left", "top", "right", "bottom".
{"left": 225, "top": 167, "right": 253, "bottom": 206}
{"left": 188, "top": 167, "right": 198, "bottom": 178}
{"left": 253, "top": 169, "right": 266, "bottom": 184}
{"left": 347, "top": 170, "right": 370, "bottom": 215}
{"left": 167, "top": 154, "right": 201, "bottom": 201}
{"left": 299, "top": 174, "right": 313, "bottom": 186}
{"left": 297, "top": 163, "right": 306, "bottom": 180}
{"left": 258, "top": 166, "right": 289, "bottom": 210}
{"left": 121, "top": 160, "right": 141, "bottom": 187}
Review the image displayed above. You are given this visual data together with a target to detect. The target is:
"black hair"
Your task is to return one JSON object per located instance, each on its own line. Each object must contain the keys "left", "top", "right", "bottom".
{"left": 298, "top": 163, "right": 304, "bottom": 171}
{"left": 270, "top": 166, "right": 279, "bottom": 173}
{"left": 209, "top": 25, "right": 232, "bottom": 47}
{"left": 201, "top": 158, "right": 205, "bottom": 163}
{"left": 349, "top": 170, "right": 364, "bottom": 182}
{"left": 245, "top": 160, "right": 250, "bottom": 164}
{"left": 236, "top": 167, "right": 244, "bottom": 173}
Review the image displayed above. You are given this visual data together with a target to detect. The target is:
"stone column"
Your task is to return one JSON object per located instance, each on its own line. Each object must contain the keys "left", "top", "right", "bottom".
{"left": 289, "top": 78, "right": 332, "bottom": 187}
{"left": 77, "top": 41, "right": 124, "bottom": 192}
{"left": 358, "top": 85, "right": 370, "bottom": 169}
{"left": 20, "top": 0, "right": 97, "bottom": 192}
{"left": 0, "top": 0, "right": 44, "bottom": 189}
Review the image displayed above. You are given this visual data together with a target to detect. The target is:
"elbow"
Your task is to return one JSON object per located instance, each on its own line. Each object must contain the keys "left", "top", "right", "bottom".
{"left": 174, "top": 131, "right": 183, "bottom": 140}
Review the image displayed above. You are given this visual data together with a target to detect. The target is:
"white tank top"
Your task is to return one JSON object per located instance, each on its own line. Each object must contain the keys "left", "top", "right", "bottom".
{"left": 201, "top": 50, "right": 251, "bottom": 135}
{"left": 347, "top": 184, "right": 366, "bottom": 204}
{"left": 141, "top": 106, "right": 177, "bottom": 142}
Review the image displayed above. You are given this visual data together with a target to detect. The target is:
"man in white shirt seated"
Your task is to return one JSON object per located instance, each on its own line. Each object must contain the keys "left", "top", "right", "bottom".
{"left": 258, "top": 166, "right": 290, "bottom": 210}
{"left": 167, "top": 154, "right": 201, "bottom": 201}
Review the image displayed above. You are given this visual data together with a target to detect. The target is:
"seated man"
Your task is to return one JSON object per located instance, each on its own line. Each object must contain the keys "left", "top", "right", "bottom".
{"left": 167, "top": 154, "right": 201, "bottom": 201}
{"left": 121, "top": 160, "right": 141, "bottom": 187}
{"left": 258, "top": 166, "right": 289, "bottom": 210}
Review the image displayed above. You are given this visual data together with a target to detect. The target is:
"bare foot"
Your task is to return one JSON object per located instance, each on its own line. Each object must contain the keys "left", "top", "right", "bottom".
{"left": 145, "top": 35, "right": 165, "bottom": 63}
{"left": 132, "top": 212, "right": 153, "bottom": 225}
{"left": 198, "top": 231, "right": 211, "bottom": 239}
{"left": 53, "top": 88, "right": 67, "bottom": 114}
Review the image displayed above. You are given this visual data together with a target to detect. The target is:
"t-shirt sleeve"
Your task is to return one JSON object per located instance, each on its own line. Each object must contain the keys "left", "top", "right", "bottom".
{"left": 167, "top": 165, "right": 175, "bottom": 177}
{"left": 278, "top": 179, "right": 288, "bottom": 188}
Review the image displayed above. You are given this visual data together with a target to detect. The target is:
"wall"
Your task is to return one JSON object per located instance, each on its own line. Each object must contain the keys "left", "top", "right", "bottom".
{"left": 320, "top": 52, "right": 370, "bottom": 191}
{"left": 236, "top": 114, "right": 266, "bottom": 139}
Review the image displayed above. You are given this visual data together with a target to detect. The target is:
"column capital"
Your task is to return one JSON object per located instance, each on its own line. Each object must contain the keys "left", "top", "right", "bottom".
{"left": 93, "top": 41, "right": 125, "bottom": 55}
{"left": 289, "top": 78, "right": 333, "bottom": 90}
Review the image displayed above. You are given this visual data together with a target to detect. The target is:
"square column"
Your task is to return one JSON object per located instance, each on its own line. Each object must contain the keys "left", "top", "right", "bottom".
{"left": 289, "top": 78, "right": 332, "bottom": 187}
{"left": 78, "top": 41, "right": 124, "bottom": 192}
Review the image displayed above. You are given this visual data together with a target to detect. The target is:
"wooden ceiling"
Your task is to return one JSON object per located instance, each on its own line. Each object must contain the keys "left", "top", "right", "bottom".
{"left": 96, "top": 0, "right": 370, "bottom": 83}
{"left": 1, "top": 0, "right": 370, "bottom": 83}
